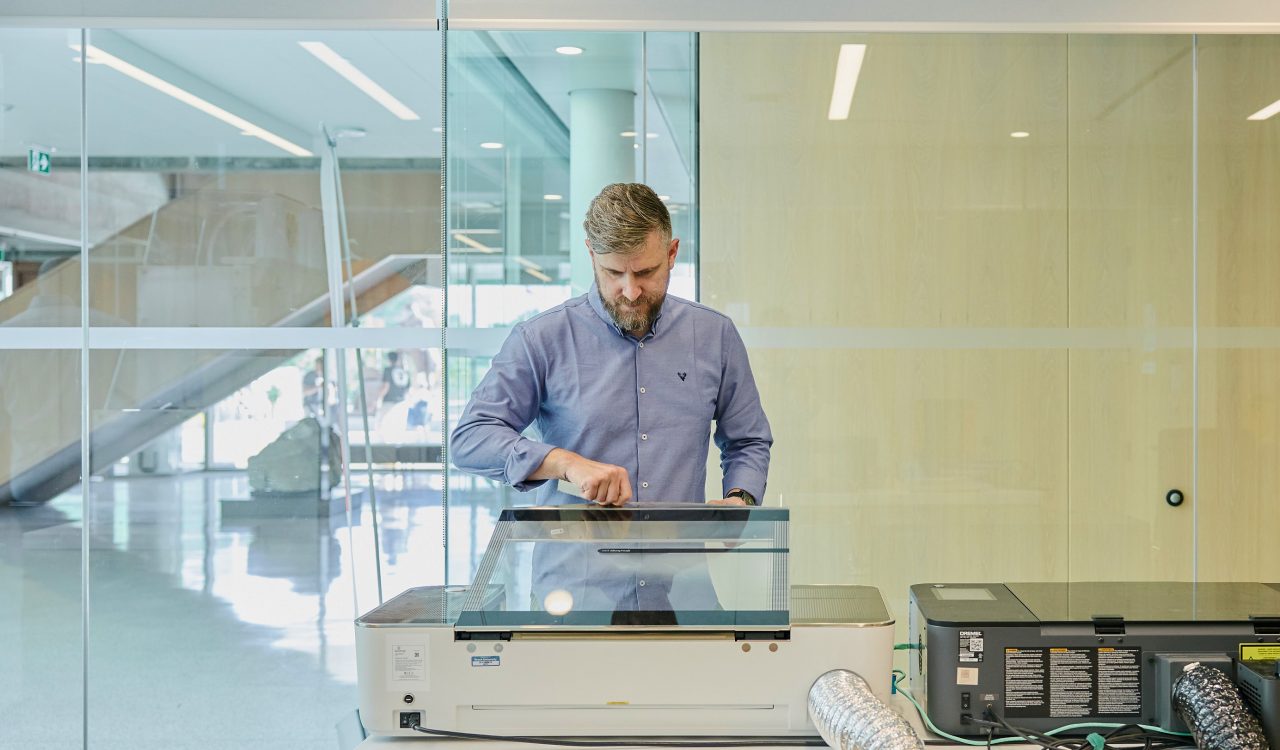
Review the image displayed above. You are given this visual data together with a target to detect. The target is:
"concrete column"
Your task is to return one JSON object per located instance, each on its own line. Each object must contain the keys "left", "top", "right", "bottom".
{"left": 569, "top": 88, "right": 635, "bottom": 295}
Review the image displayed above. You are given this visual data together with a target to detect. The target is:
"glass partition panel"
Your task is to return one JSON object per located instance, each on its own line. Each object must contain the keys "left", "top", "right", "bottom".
{"left": 80, "top": 26, "right": 443, "bottom": 748}
{"left": 1195, "top": 34, "right": 1280, "bottom": 583}
{"left": 698, "top": 32, "right": 1196, "bottom": 643}
{"left": 0, "top": 27, "right": 85, "bottom": 748}
{"left": 1065, "top": 35, "right": 1194, "bottom": 582}
{"left": 445, "top": 30, "right": 698, "bottom": 583}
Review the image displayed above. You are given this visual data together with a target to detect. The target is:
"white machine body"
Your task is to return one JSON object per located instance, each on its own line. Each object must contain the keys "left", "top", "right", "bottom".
{"left": 357, "top": 585, "right": 894, "bottom": 738}
{"left": 356, "top": 506, "right": 894, "bottom": 739}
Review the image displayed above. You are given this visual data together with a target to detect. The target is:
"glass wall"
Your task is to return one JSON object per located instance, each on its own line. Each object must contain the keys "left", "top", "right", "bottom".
{"left": 0, "top": 28, "right": 86, "bottom": 747}
{"left": 0, "top": 25, "right": 442, "bottom": 748}
{"left": 4, "top": 15, "right": 1280, "bottom": 748}
{"left": 697, "top": 31, "right": 1280, "bottom": 642}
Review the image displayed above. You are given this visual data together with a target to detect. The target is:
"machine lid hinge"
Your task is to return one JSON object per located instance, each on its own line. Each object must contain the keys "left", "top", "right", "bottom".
{"left": 455, "top": 631, "right": 512, "bottom": 641}
{"left": 734, "top": 630, "right": 791, "bottom": 641}
{"left": 1091, "top": 615, "right": 1126, "bottom": 635}
{"left": 1250, "top": 615, "right": 1280, "bottom": 635}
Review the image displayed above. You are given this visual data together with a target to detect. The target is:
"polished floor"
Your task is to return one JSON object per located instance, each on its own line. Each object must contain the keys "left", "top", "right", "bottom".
{"left": 0, "top": 470, "right": 510, "bottom": 749}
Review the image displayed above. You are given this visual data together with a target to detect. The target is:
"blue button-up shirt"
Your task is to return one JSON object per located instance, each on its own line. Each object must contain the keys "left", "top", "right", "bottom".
{"left": 452, "top": 284, "right": 772, "bottom": 505}
{"left": 451, "top": 285, "right": 773, "bottom": 614}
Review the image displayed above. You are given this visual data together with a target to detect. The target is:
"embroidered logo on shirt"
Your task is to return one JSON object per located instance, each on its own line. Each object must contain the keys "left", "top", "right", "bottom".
{"left": 677, "top": 372, "right": 687, "bottom": 381}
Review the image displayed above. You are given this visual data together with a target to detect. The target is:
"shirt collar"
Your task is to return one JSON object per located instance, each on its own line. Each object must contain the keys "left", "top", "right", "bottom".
{"left": 587, "top": 282, "right": 665, "bottom": 340}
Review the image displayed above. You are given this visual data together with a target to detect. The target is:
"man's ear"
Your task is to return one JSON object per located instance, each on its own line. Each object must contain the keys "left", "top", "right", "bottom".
{"left": 586, "top": 239, "right": 596, "bottom": 263}
{"left": 667, "top": 237, "right": 680, "bottom": 268}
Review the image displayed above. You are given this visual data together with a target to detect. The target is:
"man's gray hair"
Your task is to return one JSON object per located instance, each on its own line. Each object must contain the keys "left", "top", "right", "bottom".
{"left": 583, "top": 183, "right": 671, "bottom": 255}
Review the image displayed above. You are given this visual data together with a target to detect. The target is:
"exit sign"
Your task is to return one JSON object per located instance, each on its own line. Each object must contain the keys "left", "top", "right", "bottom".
{"left": 27, "top": 148, "right": 51, "bottom": 175}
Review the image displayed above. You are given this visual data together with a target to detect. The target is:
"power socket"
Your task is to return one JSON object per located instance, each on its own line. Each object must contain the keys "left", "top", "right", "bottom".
{"left": 399, "top": 711, "right": 422, "bottom": 729}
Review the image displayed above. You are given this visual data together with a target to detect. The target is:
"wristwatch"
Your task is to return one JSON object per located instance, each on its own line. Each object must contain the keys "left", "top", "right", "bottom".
{"left": 726, "top": 488, "right": 757, "bottom": 506}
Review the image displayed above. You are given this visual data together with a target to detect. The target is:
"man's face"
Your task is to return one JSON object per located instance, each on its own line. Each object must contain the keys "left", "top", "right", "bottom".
{"left": 591, "top": 229, "right": 679, "bottom": 336}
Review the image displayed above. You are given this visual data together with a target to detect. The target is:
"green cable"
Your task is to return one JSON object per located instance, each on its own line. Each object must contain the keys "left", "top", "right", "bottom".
{"left": 889, "top": 673, "right": 1193, "bottom": 745}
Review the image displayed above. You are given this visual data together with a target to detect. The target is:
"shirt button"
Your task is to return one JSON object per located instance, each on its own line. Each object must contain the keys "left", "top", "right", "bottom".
{"left": 638, "top": 580, "right": 646, "bottom": 587}
{"left": 641, "top": 434, "right": 648, "bottom": 440}
{"left": 642, "top": 482, "right": 649, "bottom": 488}
{"left": 638, "top": 342, "right": 645, "bottom": 349}
{"left": 639, "top": 387, "right": 646, "bottom": 394}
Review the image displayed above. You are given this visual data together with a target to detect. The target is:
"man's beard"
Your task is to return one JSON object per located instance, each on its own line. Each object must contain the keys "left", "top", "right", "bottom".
{"left": 599, "top": 287, "right": 665, "bottom": 335}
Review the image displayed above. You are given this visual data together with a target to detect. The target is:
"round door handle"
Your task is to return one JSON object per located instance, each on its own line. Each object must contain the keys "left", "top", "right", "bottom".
{"left": 1166, "top": 489, "right": 1185, "bottom": 507}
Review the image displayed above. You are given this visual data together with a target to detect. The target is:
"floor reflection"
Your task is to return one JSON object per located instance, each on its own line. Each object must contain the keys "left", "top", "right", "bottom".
{"left": 0, "top": 469, "right": 511, "bottom": 749}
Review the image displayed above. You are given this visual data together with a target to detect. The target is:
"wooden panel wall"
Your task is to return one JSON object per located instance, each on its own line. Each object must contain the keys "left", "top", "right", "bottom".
{"left": 698, "top": 33, "right": 1280, "bottom": 625}
{"left": 1065, "top": 36, "right": 1195, "bottom": 580}
{"left": 700, "top": 34, "right": 1073, "bottom": 628}
{"left": 1196, "top": 35, "right": 1280, "bottom": 582}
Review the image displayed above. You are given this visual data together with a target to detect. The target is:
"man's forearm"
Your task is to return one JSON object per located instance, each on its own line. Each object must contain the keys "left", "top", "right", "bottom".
{"left": 528, "top": 447, "right": 576, "bottom": 481}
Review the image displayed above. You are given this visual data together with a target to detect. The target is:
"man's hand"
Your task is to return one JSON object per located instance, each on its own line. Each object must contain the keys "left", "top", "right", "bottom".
{"left": 564, "top": 455, "right": 633, "bottom": 506}
{"left": 706, "top": 496, "right": 748, "bottom": 506}
{"left": 533, "top": 448, "right": 633, "bottom": 506}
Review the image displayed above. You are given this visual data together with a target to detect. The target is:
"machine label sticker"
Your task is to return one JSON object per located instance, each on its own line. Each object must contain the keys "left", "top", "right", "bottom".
{"left": 391, "top": 643, "right": 427, "bottom": 683}
{"left": 959, "top": 630, "right": 985, "bottom": 663}
{"left": 957, "top": 667, "right": 979, "bottom": 685}
{"left": 1004, "top": 648, "right": 1048, "bottom": 717}
{"left": 1240, "top": 644, "right": 1280, "bottom": 661}
{"left": 1004, "top": 647, "right": 1141, "bottom": 719}
{"left": 472, "top": 656, "right": 501, "bottom": 667}
{"left": 1096, "top": 648, "right": 1141, "bottom": 716}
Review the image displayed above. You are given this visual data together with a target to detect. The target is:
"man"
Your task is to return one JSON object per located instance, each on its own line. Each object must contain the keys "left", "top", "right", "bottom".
{"left": 375, "top": 351, "right": 410, "bottom": 412}
{"left": 451, "top": 183, "right": 772, "bottom": 614}
{"left": 452, "top": 182, "right": 771, "bottom": 509}
{"left": 301, "top": 357, "right": 325, "bottom": 418}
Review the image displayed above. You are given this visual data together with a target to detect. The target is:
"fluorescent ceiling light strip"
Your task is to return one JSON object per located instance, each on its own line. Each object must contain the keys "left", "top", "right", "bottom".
{"left": 521, "top": 267, "right": 553, "bottom": 283}
{"left": 1247, "top": 97, "right": 1280, "bottom": 121}
{"left": 71, "top": 43, "right": 311, "bottom": 157}
{"left": 827, "top": 44, "right": 867, "bottom": 121}
{"left": 299, "top": 41, "right": 420, "bottom": 121}
{"left": 514, "top": 256, "right": 544, "bottom": 271}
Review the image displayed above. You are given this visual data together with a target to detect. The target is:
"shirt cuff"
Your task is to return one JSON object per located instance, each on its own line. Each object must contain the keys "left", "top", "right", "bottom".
{"left": 506, "top": 437, "right": 556, "bottom": 492}
{"left": 722, "top": 468, "right": 767, "bottom": 504}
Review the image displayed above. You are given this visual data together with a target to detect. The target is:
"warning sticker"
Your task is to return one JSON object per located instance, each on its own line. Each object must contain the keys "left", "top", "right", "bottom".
{"left": 1004, "top": 647, "right": 1140, "bottom": 719}
{"left": 1241, "top": 644, "right": 1280, "bottom": 662}
{"left": 1097, "top": 648, "right": 1141, "bottom": 716}
{"left": 1004, "top": 648, "right": 1048, "bottom": 717}
{"left": 960, "top": 630, "right": 985, "bottom": 663}
{"left": 392, "top": 644, "right": 427, "bottom": 682}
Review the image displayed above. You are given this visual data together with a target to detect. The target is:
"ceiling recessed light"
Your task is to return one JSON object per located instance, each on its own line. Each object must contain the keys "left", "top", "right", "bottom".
{"left": 1248, "top": 97, "right": 1280, "bottom": 121}
{"left": 619, "top": 130, "right": 637, "bottom": 137}
{"left": 658, "top": 195, "right": 671, "bottom": 201}
{"left": 827, "top": 44, "right": 867, "bottom": 121}
{"left": 480, "top": 142, "right": 504, "bottom": 149}
{"left": 556, "top": 46, "right": 584, "bottom": 56}
{"left": 432, "top": 126, "right": 442, "bottom": 133}
{"left": 1010, "top": 131, "right": 1030, "bottom": 138}
{"left": 633, "top": 144, "right": 639, "bottom": 149}
{"left": 646, "top": 132, "right": 658, "bottom": 139}
{"left": 543, "top": 194, "right": 563, "bottom": 201}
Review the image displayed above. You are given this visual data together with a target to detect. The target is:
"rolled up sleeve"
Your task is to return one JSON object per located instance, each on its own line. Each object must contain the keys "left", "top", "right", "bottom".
{"left": 450, "top": 326, "right": 556, "bottom": 491}
{"left": 713, "top": 323, "right": 773, "bottom": 502}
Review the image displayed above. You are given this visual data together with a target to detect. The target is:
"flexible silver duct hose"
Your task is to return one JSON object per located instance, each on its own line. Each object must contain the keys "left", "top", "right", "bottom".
{"left": 808, "top": 670, "right": 923, "bottom": 750}
{"left": 1171, "top": 662, "right": 1269, "bottom": 750}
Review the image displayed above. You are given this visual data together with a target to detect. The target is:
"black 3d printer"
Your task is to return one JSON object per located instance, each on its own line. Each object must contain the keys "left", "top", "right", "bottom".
{"left": 910, "top": 582, "right": 1280, "bottom": 745}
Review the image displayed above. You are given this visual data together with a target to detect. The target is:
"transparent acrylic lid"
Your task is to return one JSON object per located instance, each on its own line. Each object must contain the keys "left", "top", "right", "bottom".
{"left": 456, "top": 505, "right": 790, "bottom": 631}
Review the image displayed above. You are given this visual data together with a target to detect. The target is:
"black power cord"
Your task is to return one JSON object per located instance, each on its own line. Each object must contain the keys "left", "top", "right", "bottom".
{"left": 408, "top": 724, "right": 828, "bottom": 747}
{"left": 970, "top": 707, "right": 1196, "bottom": 750}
